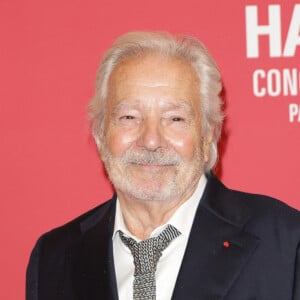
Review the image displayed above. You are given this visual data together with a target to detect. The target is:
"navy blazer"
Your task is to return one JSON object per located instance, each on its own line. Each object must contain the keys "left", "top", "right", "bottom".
{"left": 26, "top": 173, "right": 300, "bottom": 299}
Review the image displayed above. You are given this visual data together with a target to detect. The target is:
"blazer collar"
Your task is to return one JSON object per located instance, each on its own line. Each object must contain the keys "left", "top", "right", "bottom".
{"left": 172, "top": 173, "right": 260, "bottom": 300}
{"left": 201, "top": 172, "right": 252, "bottom": 227}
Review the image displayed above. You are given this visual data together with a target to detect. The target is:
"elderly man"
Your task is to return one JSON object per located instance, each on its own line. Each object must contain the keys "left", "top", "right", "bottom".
{"left": 27, "top": 32, "right": 300, "bottom": 300}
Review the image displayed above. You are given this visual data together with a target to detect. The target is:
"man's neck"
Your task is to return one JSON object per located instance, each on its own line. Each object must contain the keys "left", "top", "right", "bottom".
{"left": 116, "top": 181, "right": 199, "bottom": 240}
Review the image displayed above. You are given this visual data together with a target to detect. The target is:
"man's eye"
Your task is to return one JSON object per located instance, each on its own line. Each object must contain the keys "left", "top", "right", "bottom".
{"left": 172, "top": 117, "right": 184, "bottom": 122}
{"left": 120, "top": 115, "right": 135, "bottom": 120}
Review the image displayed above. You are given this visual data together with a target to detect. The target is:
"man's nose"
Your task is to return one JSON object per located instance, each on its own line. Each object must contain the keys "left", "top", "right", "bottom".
{"left": 137, "top": 118, "right": 167, "bottom": 151}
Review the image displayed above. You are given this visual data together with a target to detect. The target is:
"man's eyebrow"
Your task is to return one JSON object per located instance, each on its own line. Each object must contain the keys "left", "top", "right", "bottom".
{"left": 161, "top": 102, "right": 195, "bottom": 116}
{"left": 111, "top": 101, "right": 140, "bottom": 114}
{"left": 163, "top": 102, "right": 193, "bottom": 111}
{"left": 111, "top": 100, "right": 195, "bottom": 114}
{"left": 113, "top": 100, "right": 140, "bottom": 110}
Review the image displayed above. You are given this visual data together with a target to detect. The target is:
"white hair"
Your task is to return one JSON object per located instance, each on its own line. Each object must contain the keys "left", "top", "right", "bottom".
{"left": 88, "top": 31, "right": 224, "bottom": 170}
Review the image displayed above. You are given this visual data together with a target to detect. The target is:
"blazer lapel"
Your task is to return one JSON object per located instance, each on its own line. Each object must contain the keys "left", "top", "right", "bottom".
{"left": 172, "top": 174, "right": 260, "bottom": 300}
{"left": 69, "top": 197, "right": 119, "bottom": 300}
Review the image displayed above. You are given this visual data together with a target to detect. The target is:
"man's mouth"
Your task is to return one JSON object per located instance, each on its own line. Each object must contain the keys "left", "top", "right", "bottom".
{"left": 130, "top": 162, "right": 175, "bottom": 171}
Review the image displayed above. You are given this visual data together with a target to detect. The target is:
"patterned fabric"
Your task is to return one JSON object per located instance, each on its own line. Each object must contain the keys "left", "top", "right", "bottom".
{"left": 118, "top": 224, "right": 181, "bottom": 300}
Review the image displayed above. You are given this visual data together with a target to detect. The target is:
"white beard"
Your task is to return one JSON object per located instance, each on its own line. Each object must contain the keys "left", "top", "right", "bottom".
{"left": 101, "top": 145, "right": 205, "bottom": 203}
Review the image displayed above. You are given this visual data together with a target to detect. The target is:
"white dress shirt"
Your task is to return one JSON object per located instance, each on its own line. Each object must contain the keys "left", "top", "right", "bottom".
{"left": 112, "top": 175, "right": 207, "bottom": 300}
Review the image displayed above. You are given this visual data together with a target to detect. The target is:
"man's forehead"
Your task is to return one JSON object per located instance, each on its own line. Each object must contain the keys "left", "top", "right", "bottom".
{"left": 111, "top": 54, "right": 197, "bottom": 80}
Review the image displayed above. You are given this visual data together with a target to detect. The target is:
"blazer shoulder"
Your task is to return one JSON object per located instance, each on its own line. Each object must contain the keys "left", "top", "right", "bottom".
{"left": 204, "top": 173, "right": 300, "bottom": 232}
{"left": 26, "top": 196, "right": 116, "bottom": 299}
{"left": 225, "top": 185, "right": 300, "bottom": 245}
{"left": 230, "top": 188, "right": 300, "bottom": 223}
{"left": 34, "top": 195, "right": 116, "bottom": 253}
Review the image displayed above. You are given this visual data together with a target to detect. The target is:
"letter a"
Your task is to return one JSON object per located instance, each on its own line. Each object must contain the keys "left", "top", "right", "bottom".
{"left": 283, "top": 5, "right": 300, "bottom": 57}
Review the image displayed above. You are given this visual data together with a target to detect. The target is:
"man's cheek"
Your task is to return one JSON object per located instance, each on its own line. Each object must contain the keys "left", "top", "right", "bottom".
{"left": 108, "top": 132, "right": 137, "bottom": 156}
{"left": 168, "top": 135, "right": 196, "bottom": 159}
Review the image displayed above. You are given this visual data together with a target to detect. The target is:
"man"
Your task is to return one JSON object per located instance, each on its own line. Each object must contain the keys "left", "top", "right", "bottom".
{"left": 26, "top": 31, "right": 300, "bottom": 300}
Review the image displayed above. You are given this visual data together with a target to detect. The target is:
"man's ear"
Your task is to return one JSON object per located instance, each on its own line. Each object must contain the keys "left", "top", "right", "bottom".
{"left": 94, "top": 135, "right": 105, "bottom": 160}
{"left": 203, "top": 130, "right": 214, "bottom": 163}
{"left": 99, "top": 146, "right": 105, "bottom": 160}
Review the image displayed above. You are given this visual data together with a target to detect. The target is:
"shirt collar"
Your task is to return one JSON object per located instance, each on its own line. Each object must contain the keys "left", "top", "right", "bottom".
{"left": 113, "top": 174, "right": 207, "bottom": 241}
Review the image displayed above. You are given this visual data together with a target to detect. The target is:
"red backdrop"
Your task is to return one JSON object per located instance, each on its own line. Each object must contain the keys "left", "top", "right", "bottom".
{"left": 1, "top": 1, "right": 299, "bottom": 299}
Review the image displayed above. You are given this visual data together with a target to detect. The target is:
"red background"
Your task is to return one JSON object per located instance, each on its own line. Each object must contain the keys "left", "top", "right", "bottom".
{"left": 1, "top": 1, "right": 299, "bottom": 299}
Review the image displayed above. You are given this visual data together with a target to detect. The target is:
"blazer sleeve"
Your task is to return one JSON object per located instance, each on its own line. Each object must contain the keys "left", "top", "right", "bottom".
{"left": 26, "top": 237, "right": 43, "bottom": 300}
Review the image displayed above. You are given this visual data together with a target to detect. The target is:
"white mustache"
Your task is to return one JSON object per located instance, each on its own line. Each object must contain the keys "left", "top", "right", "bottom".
{"left": 120, "top": 149, "right": 182, "bottom": 166}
